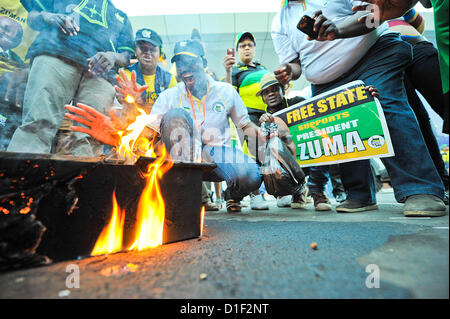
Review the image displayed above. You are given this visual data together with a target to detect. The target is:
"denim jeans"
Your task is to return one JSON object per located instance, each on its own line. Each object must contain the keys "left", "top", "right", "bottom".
{"left": 160, "top": 108, "right": 262, "bottom": 202}
{"left": 311, "top": 33, "right": 444, "bottom": 203}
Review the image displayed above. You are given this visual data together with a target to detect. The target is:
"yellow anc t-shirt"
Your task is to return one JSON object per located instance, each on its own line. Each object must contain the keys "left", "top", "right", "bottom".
{"left": 0, "top": 0, "right": 38, "bottom": 76}
{"left": 143, "top": 73, "right": 177, "bottom": 102}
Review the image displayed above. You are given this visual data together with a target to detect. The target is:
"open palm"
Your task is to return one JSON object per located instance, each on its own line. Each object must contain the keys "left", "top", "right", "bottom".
{"left": 65, "top": 103, "right": 126, "bottom": 146}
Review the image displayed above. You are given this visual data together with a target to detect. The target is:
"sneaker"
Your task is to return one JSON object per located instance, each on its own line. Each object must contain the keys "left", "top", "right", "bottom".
{"left": 311, "top": 192, "right": 332, "bottom": 211}
{"left": 277, "top": 195, "right": 292, "bottom": 208}
{"left": 336, "top": 200, "right": 378, "bottom": 213}
{"left": 334, "top": 192, "right": 347, "bottom": 203}
{"left": 226, "top": 199, "right": 241, "bottom": 213}
{"left": 214, "top": 198, "right": 224, "bottom": 209}
{"left": 403, "top": 194, "right": 446, "bottom": 217}
{"left": 203, "top": 200, "right": 220, "bottom": 211}
{"left": 250, "top": 194, "right": 269, "bottom": 210}
{"left": 291, "top": 192, "right": 307, "bottom": 209}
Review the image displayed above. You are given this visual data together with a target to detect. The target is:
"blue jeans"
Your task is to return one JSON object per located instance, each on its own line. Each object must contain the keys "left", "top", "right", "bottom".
{"left": 160, "top": 108, "right": 262, "bottom": 202}
{"left": 307, "top": 165, "right": 330, "bottom": 194}
{"left": 311, "top": 33, "right": 444, "bottom": 204}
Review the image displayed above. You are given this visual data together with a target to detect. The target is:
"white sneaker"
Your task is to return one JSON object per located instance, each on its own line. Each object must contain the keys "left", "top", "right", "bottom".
{"left": 250, "top": 194, "right": 269, "bottom": 210}
{"left": 277, "top": 195, "right": 292, "bottom": 208}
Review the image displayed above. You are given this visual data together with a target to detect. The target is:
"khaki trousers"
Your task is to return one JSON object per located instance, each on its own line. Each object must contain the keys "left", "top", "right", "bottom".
{"left": 7, "top": 55, "right": 115, "bottom": 156}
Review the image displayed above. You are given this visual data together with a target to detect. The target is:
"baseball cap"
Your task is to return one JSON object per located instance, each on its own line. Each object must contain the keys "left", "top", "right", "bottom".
{"left": 171, "top": 40, "right": 205, "bottom": 63}
{"left": 135, "top": 28, "right": 163, "bottom": 47}
{"left": 191, "top": 28, "right": 202, "bottom": 42}
{"left": 235, "top": 31, "right": 255, "bottom": 49}
{"left": 256, "top": 72, "right": 288, "bottom": 97}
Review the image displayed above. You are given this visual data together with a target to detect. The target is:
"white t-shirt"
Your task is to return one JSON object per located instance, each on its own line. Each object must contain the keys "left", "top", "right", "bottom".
{"left": 148, "top": 75, "right": 251, "bottom": 147}
{"left": 271, "top": 0, "right": 392, "bottom": 84}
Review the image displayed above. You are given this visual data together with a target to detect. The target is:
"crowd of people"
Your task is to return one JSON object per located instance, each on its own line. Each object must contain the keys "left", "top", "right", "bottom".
{"left": 0, "top": 0, "right": 448, "bottom": 217}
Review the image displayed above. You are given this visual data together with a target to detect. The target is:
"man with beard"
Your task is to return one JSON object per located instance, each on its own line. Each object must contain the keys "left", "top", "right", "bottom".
{"left": 65, "top": 40, "right": 266, "bottom": 213}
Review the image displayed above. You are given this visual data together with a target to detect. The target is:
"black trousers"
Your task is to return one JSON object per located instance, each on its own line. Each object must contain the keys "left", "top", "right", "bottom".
{"left": 404, "top": 41, "right": 449, "bottom": 189}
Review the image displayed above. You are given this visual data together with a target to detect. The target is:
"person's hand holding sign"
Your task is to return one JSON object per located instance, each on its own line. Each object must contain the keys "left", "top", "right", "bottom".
{"left": 65, "top": 103, "right": 126, "bottom": 146}
{"left": 365, "top": 85, "right": 379, "bottom": 98}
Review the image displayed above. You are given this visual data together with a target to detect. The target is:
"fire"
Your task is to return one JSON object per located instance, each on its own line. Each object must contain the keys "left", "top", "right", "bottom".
{"left": 116, "top": 107, "right": 157, "bottom": 163}
{"left": 200, "top": 206, "right": 205, "bottom": 238}
{"left": 91, "top": 94, "right": 175, "bottom": 256}
{"left": 128, "top": 145, "right": 173, "bottom": 251}
{"left": 91, "top": 191, "right": 125, "bottom": 256}
{"left": 125, "top": 95, "right": 135, "bottom": 104}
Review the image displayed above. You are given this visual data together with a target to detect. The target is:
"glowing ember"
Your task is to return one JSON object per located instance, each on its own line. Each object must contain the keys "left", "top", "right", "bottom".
{"left": 91, "top": 191, "right": 125, "bottom": 256}
{"left": 125, "top": 95, "right": 135, "bottom": 104}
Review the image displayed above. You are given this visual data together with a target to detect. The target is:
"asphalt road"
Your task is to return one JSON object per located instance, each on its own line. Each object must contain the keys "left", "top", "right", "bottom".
{"left": 0, "top": 190, "right": 448, "bottom": 300}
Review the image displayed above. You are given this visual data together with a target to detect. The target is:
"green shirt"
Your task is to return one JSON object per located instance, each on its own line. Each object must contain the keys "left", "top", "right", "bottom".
{"left": 431, "top": 0, "right": 449, "bottom": 94}
{"left": 231, "top": 61, "right": 269, "bottom": 114}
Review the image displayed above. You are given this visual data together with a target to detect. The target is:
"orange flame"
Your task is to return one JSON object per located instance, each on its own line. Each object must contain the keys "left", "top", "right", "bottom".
{"left": 116, "top": 107, "right": 157, "bottom": 164}
{"left": 91, "top": 97, "right": 174, "bottom": 256}
{"left": 200, "top": 206, "right": 205, "bottom": 238}
{"left": 91, "top": 191, "right": 125, "bottom": 256}
{"left": 128, "top": 145, "right": 173, "bottom": 251}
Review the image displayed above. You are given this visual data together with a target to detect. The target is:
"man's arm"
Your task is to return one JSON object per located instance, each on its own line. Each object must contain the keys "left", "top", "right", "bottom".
{"left": 312, "top": 0, "right": 420, "bottom": 41}
{"left": 352, "top": 0, "right": 419, "bottom": 24}
{"left": 274, "top": 58, "right": 301, "bottom": 86}
{"left": 223, "top": 54, "right": 236, "bottom": 85}
{"left": 27, "top": 10, "right": 79, "bottom": 36}
{"left": 87, "top": 51, "right": 130, "bottom": 76}
{"left": 259, "top": 113, "right": 296, "bottom": 157}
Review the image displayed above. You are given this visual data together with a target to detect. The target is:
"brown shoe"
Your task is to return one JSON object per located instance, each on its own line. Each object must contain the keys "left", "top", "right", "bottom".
{"left": 336, "top": 200, "right": 378, "bottom": 213}
{"left": 226, "top": 199, "right": 241, "bottom": 213}
{"left": 403, "top": 194, "right": 446, "bottom": 217}
{"left": 311, "top": 192, "right": 332, "bottom": 211}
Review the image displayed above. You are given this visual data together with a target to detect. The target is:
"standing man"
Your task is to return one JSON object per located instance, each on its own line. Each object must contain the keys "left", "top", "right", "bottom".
{"left": 7, "top": 0, "right": 134, "bottom": 156}
{"left": 271, "top": 0, "right": 446, "bottom": 216}
{"left": 223, "top": 31, "right": 270, "bottom": 210}
{"left": 352, "top": 0, "right": 448, "bottom": 134}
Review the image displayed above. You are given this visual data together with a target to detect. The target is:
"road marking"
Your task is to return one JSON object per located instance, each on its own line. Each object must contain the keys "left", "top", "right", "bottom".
{"left": 389, "top": 217, "right": 432, "bottom": 220}
{"left": 433, "top": 227, "right": 449, "bottom": 230}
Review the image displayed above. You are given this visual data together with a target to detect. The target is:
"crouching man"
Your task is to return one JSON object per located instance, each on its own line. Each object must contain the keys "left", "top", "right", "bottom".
{"left": 65, "top": 40, "right": 267, "bottom": 213}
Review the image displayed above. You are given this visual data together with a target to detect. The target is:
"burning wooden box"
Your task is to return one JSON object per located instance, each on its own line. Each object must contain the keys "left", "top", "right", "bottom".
{"left": 0, "top": 152, "right": 216, "bottom": 266}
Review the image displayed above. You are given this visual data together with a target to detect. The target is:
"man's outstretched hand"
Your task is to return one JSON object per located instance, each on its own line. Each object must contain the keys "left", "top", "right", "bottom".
{"left": 115, "top": 69, "right": 148, "bottom": 106}
{"left": 65, "top": 103, "right": 126, "bottom": 146}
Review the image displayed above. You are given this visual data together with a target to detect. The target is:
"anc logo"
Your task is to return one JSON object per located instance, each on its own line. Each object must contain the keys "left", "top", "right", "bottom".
{"left": 212, "top": 102, "right": 225, "bottom": 113}
{"left": 74, "top": 0, "right": 109, "bottom": 28}
{"left": 142, "top": 30, "right": 152, "bottom": 38}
